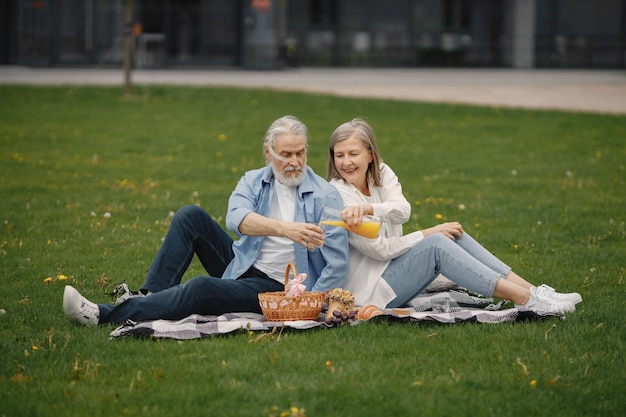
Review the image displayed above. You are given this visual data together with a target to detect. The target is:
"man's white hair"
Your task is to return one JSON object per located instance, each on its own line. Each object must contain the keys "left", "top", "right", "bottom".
{"left": 263, "top": 115, "right": 308, "bottom": 164}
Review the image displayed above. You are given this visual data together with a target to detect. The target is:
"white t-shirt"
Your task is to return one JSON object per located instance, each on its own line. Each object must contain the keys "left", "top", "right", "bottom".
{"left": 253, "top": 180, "right": 297, "bottom": 282}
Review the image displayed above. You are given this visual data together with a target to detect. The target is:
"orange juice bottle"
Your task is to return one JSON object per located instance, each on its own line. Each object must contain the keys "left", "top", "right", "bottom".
{"left": 351, "top": 220, "right": 381, "bottom": 239}
{"left": 320, "top": 219, "right": 381, "bottom": 239}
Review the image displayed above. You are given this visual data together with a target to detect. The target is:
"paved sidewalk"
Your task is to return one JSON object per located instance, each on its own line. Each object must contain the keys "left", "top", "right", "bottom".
{"left": 1, "top": 65, "right": 625, "bottom": 114}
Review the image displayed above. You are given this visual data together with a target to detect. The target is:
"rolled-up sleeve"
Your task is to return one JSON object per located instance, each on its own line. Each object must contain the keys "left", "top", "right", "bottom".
{"left": 226, "top": 169, "right": 268, "bottom": 237}
{"left": 371, "top": 164, "right": 411, "bottom": 225}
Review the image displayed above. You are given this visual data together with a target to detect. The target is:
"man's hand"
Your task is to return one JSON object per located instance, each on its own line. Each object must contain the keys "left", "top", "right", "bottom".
{"left": 239, "top": 212, "right": 324, "bottom": 250}
{"left": 282, "top": 222, "right": 325, "bottom": 250}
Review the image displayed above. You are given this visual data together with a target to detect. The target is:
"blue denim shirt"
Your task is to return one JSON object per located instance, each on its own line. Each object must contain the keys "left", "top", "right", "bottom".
{"left": 223, "top": 165, "right": 349, "bottom": 292}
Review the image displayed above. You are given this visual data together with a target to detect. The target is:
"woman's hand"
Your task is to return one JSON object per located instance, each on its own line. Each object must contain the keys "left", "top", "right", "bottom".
{"left": 422, "top": 222, "right": 464, "bottom": 241}
{"left": 341, "top": 204, "right": 373, "bottom": 227}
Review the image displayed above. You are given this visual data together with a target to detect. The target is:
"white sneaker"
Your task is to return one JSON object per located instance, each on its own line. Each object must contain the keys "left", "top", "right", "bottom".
{"left": 536, "top": 284, "right": 582, "bottom": 304}
{"left": 516, "top": 286, "right": 576, "bottom": 315}
{"left": 63, "top": 285, "right": 100, "bottom": 327}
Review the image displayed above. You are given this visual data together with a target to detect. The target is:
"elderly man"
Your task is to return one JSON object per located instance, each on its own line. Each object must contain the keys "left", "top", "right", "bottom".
{"left": 63, "top": 115, "right": 349, "bottom": 326}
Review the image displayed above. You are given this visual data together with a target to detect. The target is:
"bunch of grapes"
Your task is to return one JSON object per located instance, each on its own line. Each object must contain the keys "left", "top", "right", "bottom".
{"left": 324, "top": 308, "right": 357, "bottom": 326}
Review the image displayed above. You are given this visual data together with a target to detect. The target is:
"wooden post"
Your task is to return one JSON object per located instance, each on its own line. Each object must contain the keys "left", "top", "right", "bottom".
{"left": 123, "top": 0, "right": 133, "bottom": 96}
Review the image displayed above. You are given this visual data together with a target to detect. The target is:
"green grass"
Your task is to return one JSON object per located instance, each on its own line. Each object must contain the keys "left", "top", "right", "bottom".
{"left": 1, "top": 84, "right": 625, "bottom": 417}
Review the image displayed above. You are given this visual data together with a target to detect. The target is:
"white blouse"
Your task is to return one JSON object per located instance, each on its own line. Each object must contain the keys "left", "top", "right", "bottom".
{"left": 330, "top": 163, "right": 424, "bottom": 307}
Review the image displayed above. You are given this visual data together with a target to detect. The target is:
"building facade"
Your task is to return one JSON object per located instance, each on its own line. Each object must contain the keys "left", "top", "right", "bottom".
{"left": 1, "top": 0, "right": 625, "bottom": 69}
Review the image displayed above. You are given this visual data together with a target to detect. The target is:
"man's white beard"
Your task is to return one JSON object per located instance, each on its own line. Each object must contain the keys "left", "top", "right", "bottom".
{"left": 273, "top": 164, "right": 306, "bottom": 187}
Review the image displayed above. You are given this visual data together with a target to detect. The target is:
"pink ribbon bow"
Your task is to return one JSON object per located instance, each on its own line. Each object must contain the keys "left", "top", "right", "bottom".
{"left": 285, "top": 273, "right": 307, "bottom": 297}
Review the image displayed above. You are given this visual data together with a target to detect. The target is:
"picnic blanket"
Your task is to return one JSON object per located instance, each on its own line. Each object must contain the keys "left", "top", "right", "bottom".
{"left": 109, "top": 288, "right": 562, "bottom": 340}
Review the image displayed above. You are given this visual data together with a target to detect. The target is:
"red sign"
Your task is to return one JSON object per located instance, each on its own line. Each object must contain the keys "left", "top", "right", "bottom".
{"left": 251, "top": 0, "right": 271, "bottom": 13}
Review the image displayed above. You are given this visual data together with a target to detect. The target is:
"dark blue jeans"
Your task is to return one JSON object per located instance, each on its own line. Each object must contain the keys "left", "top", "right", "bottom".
{"left": 98, "top": 205, "right": 283, "bottom": 325}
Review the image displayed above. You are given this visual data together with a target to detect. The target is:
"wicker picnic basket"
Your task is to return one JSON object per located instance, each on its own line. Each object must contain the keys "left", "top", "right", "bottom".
{"left": 258, "top": 263, "right": 325, "bottom": 321}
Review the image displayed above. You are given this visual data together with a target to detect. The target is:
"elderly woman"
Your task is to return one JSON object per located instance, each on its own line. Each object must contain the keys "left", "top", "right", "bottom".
{"left": 326, "top": 118, "right": 582, "bottom": 314}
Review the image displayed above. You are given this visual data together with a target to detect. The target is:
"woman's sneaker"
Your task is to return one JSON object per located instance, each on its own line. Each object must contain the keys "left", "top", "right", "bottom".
{"left": 515, "top": 286, "right": 576, "bottom": 315}
{"left": 63, "top": 285, "right": 100, "bottom": 326}
{"left": 536, "top": 284, "right": 582, "bottom": 304}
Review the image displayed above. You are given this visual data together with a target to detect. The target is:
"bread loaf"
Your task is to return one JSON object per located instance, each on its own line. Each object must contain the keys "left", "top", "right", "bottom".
{"left": 356, "top": 304, "right": 384, "bottom": 320}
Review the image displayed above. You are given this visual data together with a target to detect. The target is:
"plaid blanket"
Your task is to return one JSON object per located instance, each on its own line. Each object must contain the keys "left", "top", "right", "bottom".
{"left": 109, "top": 289, "right": 561, "bottom": 340}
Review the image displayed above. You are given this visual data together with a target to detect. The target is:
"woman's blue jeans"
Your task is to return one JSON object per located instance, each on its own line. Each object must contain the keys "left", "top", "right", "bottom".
{"left": 384, "top": 232, "right": 511, "bottom": 308}
{"left": 98, "top": 205, "right": 283, "bottom": 325}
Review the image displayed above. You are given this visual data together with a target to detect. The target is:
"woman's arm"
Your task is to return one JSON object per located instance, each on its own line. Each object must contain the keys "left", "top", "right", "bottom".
{"left": 372, "top": 163, "right": 411, "bottom": 224}
{"left": 421, "top": 222, "right": 464, "bottom": 241}
{"left": 331, "top": 175, "right": 422, "bottom": 261}
{"left": 338, "top": 163, "right": 411, "bottom": 226}
{"left": 349, "top": 230, "right": 424, "bottom": 261}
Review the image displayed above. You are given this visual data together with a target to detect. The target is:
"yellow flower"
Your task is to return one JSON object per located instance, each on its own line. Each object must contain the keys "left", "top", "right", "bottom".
{"left": 435, "top": 213, "right": 443, "bottom": 220}
{"left": 43, "top": 277, "right": 53, "bottom": 284}
{"left": 530, "top": 379, "right": 537, "bottom": 389}
{"left": 218, "top": 133, "right": 227, "bottom": 141}
{"left": 57, "top": 274, "right": 68, "bottom": 281}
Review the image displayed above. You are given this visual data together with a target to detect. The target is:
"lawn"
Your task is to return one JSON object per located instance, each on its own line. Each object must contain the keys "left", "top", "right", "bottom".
{"left": 0, "top": 84, "right": 624, "bottom": 417}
